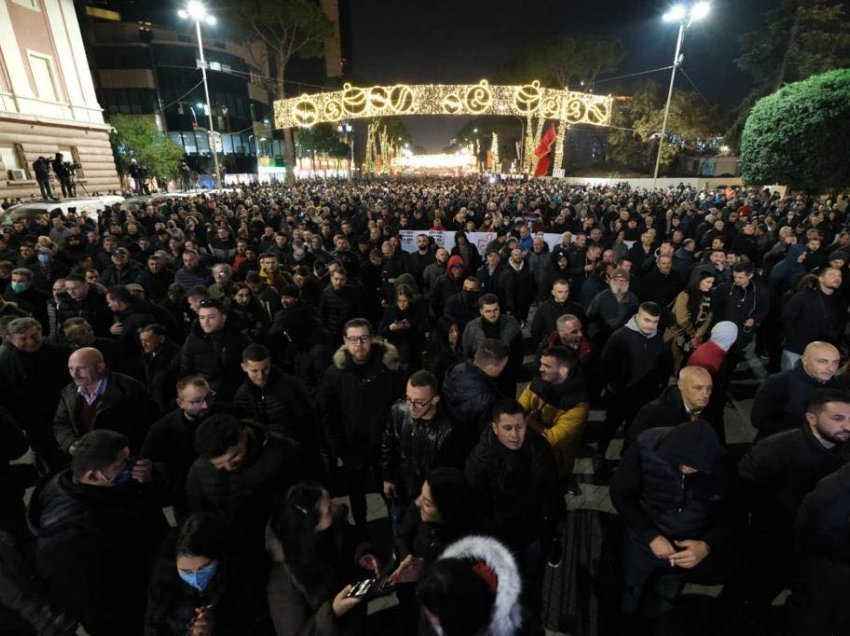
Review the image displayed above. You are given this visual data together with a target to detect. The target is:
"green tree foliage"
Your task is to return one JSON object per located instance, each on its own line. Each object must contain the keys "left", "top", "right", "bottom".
{"left": 296, "top": 123, "right": 348, "bottom": 159}
{"left": 605, "top": 81, "right": 724, "bottom": 174}
{"left": 740, "top": 68, "right": 850, "bottom": 190}
{"left": 108, "top": 115, "right": 185, "bottom": 182}
{"left": 224, "top": 0, "right": 334, "bottom": 183}
{"left": 727, "top": 0, "right": 850, "bottom": 149}
{"left": 497, "top": 36, "right": 623, "bottom": 88}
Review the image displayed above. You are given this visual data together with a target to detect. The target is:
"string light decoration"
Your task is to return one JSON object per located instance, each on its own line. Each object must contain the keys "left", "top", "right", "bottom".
{"left": 275, "top": 80, "right": 613, "bottom": 175}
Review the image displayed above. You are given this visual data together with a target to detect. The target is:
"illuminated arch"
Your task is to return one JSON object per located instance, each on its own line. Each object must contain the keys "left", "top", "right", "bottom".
{"left": 273, "top": 80, "right": 613, "bottom": 175}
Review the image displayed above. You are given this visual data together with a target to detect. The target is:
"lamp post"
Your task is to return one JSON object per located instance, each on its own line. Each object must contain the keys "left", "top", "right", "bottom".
{"left": 178, "top": 1, "right": 221, "bottom": 190}
{"left": 652, "top": 1, "right": 710, "bottom": 189}
{"left": 338, "top": 122, "right": 353, "bottom": 179}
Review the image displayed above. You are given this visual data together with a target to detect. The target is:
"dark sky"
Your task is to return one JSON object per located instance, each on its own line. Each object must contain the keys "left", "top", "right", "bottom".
{"left": 348, "top": 0, "right": 781, "bottom": 151}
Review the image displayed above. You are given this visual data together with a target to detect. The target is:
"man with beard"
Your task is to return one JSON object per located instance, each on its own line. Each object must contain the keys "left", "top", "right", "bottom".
{"left": 319, "top": 267, "right": 362, "bottom": 340}
{"left": 712, "top": 262, "right": 769, "bottom": 355}
{"left": 586, "top": 268, "right": 639, "bottom": 346}
{"left": 404, "top": 233, "right": 435, "bottom": 287}
{"left": 719, "top": 390, "right": 850, "bottom": 632}
{"left": 140, "top": 375, "right": 230, "bottom": 510}
{"left": 421, "top": 248, "right": 449, "bottom": 309}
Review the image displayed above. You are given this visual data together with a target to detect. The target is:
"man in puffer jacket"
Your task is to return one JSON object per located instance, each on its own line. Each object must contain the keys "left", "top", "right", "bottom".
{"left": 610, "top": 420, "right": 731, "bottom": 629}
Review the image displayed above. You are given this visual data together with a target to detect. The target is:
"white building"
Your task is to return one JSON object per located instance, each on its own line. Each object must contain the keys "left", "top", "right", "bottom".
{"left": 0, "top": 0, "right": 119, "bottom": 199}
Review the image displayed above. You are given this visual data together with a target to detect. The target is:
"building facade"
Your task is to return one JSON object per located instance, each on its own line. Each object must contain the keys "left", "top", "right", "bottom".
{"left": 79, "top": 0, "right": 349, "bottom": 182}
{"left": 0, "top": 0, "right": 120, "bottom": 199}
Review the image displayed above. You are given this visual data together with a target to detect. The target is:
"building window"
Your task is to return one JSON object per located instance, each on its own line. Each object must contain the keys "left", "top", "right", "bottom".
{"left": 27, "top": 52, "right": 60, "bottom": 103}
{"left": 12, "top": 0, "right": 40, "bottom": 11}
{"left": 58, "top": 146, "right": 85, "bottom": 179}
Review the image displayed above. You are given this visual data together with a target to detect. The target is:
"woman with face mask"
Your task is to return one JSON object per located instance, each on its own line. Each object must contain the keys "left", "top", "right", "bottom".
{"left": 266, "top": 482, "right": 381, "bottom": 635}
{"left": 146, "top": 512, "right": 270, "bottom": 635}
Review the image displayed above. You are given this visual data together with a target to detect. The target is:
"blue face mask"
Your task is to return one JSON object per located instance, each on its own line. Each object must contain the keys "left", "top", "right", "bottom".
{"left": 37, "top": 254, "right": 50, "bottom": 264}
{"left": 10, "top": 281, "right": 29, "bottom": 293}
{"left": 178, "top": 561, "right": 218, "bottom": 592}
{"left": 103, "top": 458, "right": 136, "bottom": 487}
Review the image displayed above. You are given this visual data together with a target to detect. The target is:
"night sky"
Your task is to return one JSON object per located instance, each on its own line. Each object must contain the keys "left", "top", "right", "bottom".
{"left": 348, "top": 0, "right": 782, "bottom": 151}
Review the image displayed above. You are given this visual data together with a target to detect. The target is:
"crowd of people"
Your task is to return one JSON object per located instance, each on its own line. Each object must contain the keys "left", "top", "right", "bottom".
{"left": 0, "top": 176, "right": 848, "bottom": 636}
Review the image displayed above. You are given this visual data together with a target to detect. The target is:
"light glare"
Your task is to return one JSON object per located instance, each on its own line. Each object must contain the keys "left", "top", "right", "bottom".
{"left": 663, "top": 4, "right": 686, "bottom": 21}
{"left": 691, "top": 2, "right": 711, "bottom": 20}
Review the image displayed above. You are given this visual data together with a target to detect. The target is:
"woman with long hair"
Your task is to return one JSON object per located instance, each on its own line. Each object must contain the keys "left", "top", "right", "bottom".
{"left": 230, "top": 282, "right": 271, "bottom": 340}
{"left": 266, "top": 482, "right": 381, "bottom": 635}
{"left": 423, "top": 316, "right": 463, "bottom": 388}
{"left": 378, "top": 285, "right": 425, "bottom": 370}
{"left": 669, "top": 272, "right": 715, "bottom": 371}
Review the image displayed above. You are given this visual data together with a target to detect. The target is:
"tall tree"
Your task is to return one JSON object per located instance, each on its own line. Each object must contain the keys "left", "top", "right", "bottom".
{"left": 109, "top": 115, "right": 185, "bottom": 185}
{"left": 225, "top": 0, "right": 334, "bottom": 184}
{"left": 605, "top": 81, "right": 724, "bottom": 175}
{"left": 741, "top": 68, "right": 850, "bottom": 191}
{"left": 727, "top": 0, "right": 850, "bottom": 149}
{"left": 497, "top": 36, "right": 624, "bottom": 88}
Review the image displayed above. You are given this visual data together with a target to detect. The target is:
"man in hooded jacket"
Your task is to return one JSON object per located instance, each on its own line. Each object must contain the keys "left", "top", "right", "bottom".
{"left": 610, "top": 420, "right": 730, "bottom": 630}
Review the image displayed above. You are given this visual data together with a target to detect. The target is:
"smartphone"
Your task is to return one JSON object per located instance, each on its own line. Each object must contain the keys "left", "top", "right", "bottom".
{"left": 345, "top": 578, "right": 376, "bottom": 598}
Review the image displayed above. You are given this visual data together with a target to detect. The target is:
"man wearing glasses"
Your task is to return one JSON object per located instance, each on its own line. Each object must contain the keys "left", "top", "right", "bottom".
{"left": 141, "top": 375, "right": 235, "bottom": 511}
{"left": 318, "top": 318, "right": 404, "bottom": 528}
{"left": 381, "top": 370, "right": 458, "bottom": 527}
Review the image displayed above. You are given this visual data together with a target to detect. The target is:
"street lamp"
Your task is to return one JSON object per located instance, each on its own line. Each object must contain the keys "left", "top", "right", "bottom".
{"left": 337, "top": 122, "right": 353, "bottom": 179}
{"left": 178, "top": 1, "right": 221, "bottom": 189}
{"left": 652, "top": 1, "right": 710, "bottom": 189}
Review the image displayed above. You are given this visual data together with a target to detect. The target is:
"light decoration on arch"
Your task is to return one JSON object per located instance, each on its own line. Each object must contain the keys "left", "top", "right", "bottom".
{"left": 278, "top": 80, "right": 613, "bottom": 176}
{"left": 275, "top": 80, "right": 612, "bottom": 129}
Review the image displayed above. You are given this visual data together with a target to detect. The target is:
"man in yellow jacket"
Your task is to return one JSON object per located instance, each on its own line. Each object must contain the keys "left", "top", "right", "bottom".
{"left": 519, "top": 346, "right": 590, "bottom": 482}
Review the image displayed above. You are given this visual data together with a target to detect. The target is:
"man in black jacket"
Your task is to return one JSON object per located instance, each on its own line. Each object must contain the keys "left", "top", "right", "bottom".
{"left": 711, "top": 262, "right": 769, "bottom": 353}
{"left": 317, "top": 318, "right": 404, "bottom": 527}
{"left": 464, "top": 399, "right": 559, "bottom": 615}
{"left": 185, "top": 414, "right": 306, "bottom": 559}
{"left": 627, "top": 366, "right": 716, "bottom": 445}
{"left": 788, "top": 462, "right": 850, "bottom": 635}
{"left": 53, "top": 347, "right": 158, "bottom": 456}
{"left": 751, "top": 341, "right": 843, "bottom": 439}
{"left": 29, "top": 430, "right": 167, "bottom": 636}
{"left": 319, "top": 267, "right": 362, "bottom": 340}
{"left": 135, "top": 323, "right": 180, "bottom": 412}
{"left": 596, "top": 302, "right": 672, "bottom": 477}
{"left": 442, "top": 339, "right": 508, "bottom": 449}
{"left": 530, "top": 278, "right": 585, "bottom": 351}
{"left": 59, "top": 275, "right": 112, "bottom": 337}
{"left": 0, "top": 317, "right": 69, "bottom": 471}
{"left": 381, "top": 370, "right": 457, "bottom": 526}
{"left": 234, "top": 343, "right": 318, "bottom": 453}
{"left": 179, "top": 298, "right": 250, "bottom": 400}
{"left": 780, "top": 266, "right": 847, "bottom": 370}
{"left": 720, "top": 389, "right": 850, "bottom": 630}
{"left": 610, "top": 421, "right": 730, "bottom": 630}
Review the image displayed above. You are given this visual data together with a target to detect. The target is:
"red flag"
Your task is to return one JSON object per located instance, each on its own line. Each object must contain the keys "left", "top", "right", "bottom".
{"left": 533, "top": 124, "right": 557, "bottom": 177}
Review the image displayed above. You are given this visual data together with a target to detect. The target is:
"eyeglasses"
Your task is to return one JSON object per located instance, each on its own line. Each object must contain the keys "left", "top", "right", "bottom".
{"left": 344, "top": 335, "right": 372, "bottom": 344}
{"left": 406, "top": 395, "right": 435, "bottom": 409}
{"left": 187, "top": 391, "right": 216, "bottom": 406}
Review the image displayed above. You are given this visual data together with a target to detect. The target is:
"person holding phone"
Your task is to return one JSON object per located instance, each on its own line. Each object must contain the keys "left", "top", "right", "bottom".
{"left": 389, "top": 468, "right": 477, "bottom": 632}
{"left": 266, "top": 482, "right": 381, "bottom": 635}
{"left": 146, "top": 512, "right": 270, "bottom": 635}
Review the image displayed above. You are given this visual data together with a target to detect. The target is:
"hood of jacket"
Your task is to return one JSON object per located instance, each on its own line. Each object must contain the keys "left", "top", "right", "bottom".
{"left": 439, "top": 535, "right": 523, "bottom": 636}
{"left": 625, "top": 314, "right": 657, "bottom": 339}
{"left": 331, "top": 336, "right": 401, "bottom": 371}
{"left": 657, "top": 420, "right": 721, "bottom": 474}
{"left": 709, "top": 321, "right": 738, "bottom": 351}
{"left": 446, "top": 255, "right": 466, "bottom": 277}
